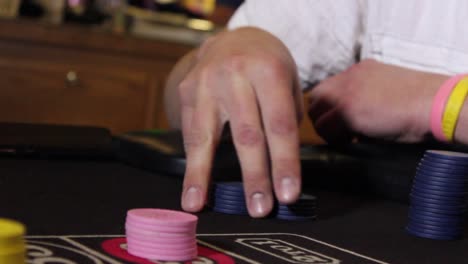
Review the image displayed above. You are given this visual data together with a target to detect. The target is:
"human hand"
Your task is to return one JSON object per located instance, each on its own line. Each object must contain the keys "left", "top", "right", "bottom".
{"left": 307, "top": 59, "right": 448, "bottom": 143}
{"left": 179, "top": 27, "right": 303, "bottom": 217}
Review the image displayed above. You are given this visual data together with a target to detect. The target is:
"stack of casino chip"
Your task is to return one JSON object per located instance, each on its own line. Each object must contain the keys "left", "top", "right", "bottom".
{"left": 211, "top": 182, "right": 248, "bottom": 215}
{"left": 273, "top": 194, "right": 317, "bottom": 221}
{"left": 0, "top": 218, "right": 26, "bottom": 264}
{"left": 211, "top": 182, "right": 317, "bottom": 220}
{"left": 407, "top": 150, "right": 468, "bottom": 240}
{"left": 125, "top": 208, "right": 198, "bottom": 261}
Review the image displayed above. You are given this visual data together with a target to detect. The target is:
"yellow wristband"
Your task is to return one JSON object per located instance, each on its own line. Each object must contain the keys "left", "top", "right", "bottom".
{"left": 442, "top": 77, "right": 468, "bottom": 141}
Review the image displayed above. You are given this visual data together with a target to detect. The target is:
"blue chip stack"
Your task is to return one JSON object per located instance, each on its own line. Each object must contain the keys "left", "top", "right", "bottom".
{"left": 211, "top": 182, "right": 317, "bottom": 221}
{"left": 211, "top": 182, "right": 248, "bottom": 215}
{"left": 407, "top": 150, "right": 468, "bottom": 240}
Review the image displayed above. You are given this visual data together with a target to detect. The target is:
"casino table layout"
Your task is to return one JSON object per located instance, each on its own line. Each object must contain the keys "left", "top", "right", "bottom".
{"left": 1, "top": 154, "right": 468, "bottom": 264}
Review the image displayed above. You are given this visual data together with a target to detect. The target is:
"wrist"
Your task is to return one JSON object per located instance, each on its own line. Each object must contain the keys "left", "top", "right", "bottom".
{"left": 429, "top": 75, "right": 468, "bottom": 142}
{"left": 413, "top": 74, "right": 447, "bottom": 141}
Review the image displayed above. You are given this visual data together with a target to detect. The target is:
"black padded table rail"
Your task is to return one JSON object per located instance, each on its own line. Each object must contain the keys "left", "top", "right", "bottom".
{"left": 1, "top": 158, "right": 467, "bottom": 264}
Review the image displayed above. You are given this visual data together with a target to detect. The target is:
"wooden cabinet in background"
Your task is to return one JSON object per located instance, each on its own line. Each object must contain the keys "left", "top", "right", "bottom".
{"left": 0, "top": 19, "right": 192, "bottom": 134}
{"left": 0, "top": 19, "right": 321, "bottom": 143}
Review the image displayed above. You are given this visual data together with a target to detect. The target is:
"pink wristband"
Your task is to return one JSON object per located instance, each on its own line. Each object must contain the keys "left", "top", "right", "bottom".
{"left": 430, "top": 74, "right": 466, "bottom": 142}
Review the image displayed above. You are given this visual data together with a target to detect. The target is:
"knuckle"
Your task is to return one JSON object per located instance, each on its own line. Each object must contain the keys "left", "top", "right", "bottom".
{"left": 341, "top": 102, "right": 363, "bottom": 131}
{"left": 259, "top": 56, "right": 287, "bottom": 78}
{"left": 268, "top": 113, "right": 297, "bottom": 136}
{"left": 198, "top": 64, "right": 217, "bottom": 85}
{"left": 178, "top": 79, "right": 195, "bottom": 107}
{"left": 234, "top": 124, "right": 264, "bottom": 147}
{"left": 183, "top": 130, "right": 210, "bottom": 151}
{"left": 222, "top": 54, "right": 248, "bottom": 73}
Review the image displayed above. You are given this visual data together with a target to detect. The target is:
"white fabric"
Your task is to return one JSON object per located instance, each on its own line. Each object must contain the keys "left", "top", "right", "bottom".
{"left": 228, "top": 0, "right": 468, "bottom": 89}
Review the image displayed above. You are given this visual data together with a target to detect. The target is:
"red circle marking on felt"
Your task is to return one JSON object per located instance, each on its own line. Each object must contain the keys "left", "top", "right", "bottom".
{"left": 102, "top": 237, "right": 235, "bottom": 264}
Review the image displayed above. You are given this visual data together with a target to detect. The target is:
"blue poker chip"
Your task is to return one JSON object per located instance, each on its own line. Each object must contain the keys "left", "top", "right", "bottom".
{"left": 214, "top": 188, "right": 245, "bottom": 197}
{"left": 408, "top": 215, "right": 464, "bottom": 228}
{"left": 407, "top": 221, "right": 463, "bottom": 235}
{"left": 424, "top": 150, "right": 468, "bottom": 161}
{"left": 411, "top": 185, "right": 467, "bottom": 198}
{"left": 422, "top": 153, "right": 468, "bottom": 163}
{"left": 408, "top": 208, "right": 464, "bottom": 224}
{"left": 417, "top": 163, "right": 468, "bottom": 174}
{"left": 410, "top": 201, "right": 465, "bottom": 215}
{"left": 213, "top": 206, "right": 249, "bottom": 215}
{"left": 410, "top": 193, "right": 466, "bottom": 206}
{"left": 410, "top": 189, "right": 467, "bottom": 202}
{"left": 408, "top": 217, "right": 463, "bottom": 231}
{"left": 415, "top": 169, "right": 467, "bottom": 181}
{"left": 416, "top": 168, "right": 467, "bottom": 181}
{"left": 409, "top": 205, "right": 465, "bottom": 215}
{"left": 406, "top": 221, "right": 462, "bottom": 237}
{"left": 413, "top": 177, "right": 468, "bottom": 191}
{"left": 213, "top": 202, "right": 248, "bottom": 211}
{"left": 410, "top": 197, "right": 466, "bottom": 211}
{"left": 406, "top": 226, "right": 460, "bottom": 240}
{"left": 412, "top": 180, "right": 467, "bottom": 193}
{"left": 213, "top": 197, "right": 247, "bottom": 206}
{"left": 421, "top": 156, "right": 468, "bottom": 168}
{"left": 276, "top": 214, "right": 317, "bottom": 221}
{"left": 213, "top": 182, "right": 245, "bottom": 191}
{"left": 214, "top": 191, "right": 246, "bottom": 200}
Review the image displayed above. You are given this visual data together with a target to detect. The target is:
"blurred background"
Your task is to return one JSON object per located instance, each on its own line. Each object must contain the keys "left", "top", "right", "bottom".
{"left": 0, "top": 0, "right": 319, "bottom": 143}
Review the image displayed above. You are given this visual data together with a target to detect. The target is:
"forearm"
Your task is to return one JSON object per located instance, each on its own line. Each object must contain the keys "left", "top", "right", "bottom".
{"left": 164, "top": 49, "right": 198, "bottom": 129}
{"left": 454, "top": 101, "right": 468, "bottom": 144}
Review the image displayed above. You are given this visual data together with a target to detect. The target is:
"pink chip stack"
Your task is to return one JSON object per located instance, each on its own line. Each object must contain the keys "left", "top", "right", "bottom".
{"left": 125, "top": 208, "right": 198, "bottom": 261}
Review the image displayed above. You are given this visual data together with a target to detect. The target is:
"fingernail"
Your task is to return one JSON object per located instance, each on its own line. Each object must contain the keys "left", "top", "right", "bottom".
{"left": 183, "top": 186, "right": 201, "bottom": 211}
{"left": 250, "top": 192, "right": 268, "bottom": 217}
{"left": 280, "top": 177, "right": 298, "bottom": 203}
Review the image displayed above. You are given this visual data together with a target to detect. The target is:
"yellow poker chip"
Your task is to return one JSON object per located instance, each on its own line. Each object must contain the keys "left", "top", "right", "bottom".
{"left": 0, "top": 218, "right": 25, "bottom": 240}
{"left": 0, "top": 251, "right": 25, "bottom": 264}
{"left": 0, "top": 243, "right": 25, "bottom": 255}
{"left": 0, "top": 219, "right": 25, "bottom": 264}
{"left": 0, "top": 218, "right": 26, "bottom": 252}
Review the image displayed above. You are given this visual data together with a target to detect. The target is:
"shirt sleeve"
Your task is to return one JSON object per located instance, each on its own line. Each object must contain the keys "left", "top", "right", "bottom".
{"left": 228, "top": 0, "right": 363, "bottom": 89}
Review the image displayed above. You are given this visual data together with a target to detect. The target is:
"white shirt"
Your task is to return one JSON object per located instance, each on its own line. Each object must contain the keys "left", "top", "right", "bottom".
{"left": 228, "top": 0, "right": 468, "bottom": 89}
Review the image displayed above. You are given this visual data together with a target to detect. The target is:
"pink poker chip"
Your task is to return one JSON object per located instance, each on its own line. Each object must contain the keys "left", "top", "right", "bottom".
{"left": 125, "top": 220, "right": 197, "bottom": 233}
{"left": 127, "top": 209, "right": 197, "bottom": 227}
{"left": 127, "top": 237, "right": 197, "bottom": 251}
{"left": 127, "top": 246, "right": 197, "bottom": 261}
{"left": 125, "top": 224, "right": 196, "bottom": 238}
{"left": 128, "top": 245, "right": 197, "bottom": 256}
{"left": 125, "top": 232, "right": 196, "bottom": 245}
{"left": 125, "top": 208, "right": 198, "bottom": 262}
